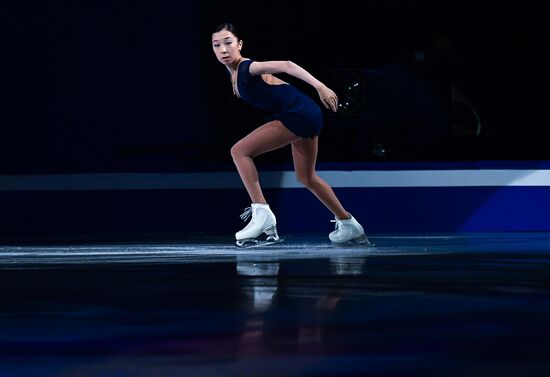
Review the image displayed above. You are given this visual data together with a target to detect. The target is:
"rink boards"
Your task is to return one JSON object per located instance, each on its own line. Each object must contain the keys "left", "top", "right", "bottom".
{"left": 1, "top": 161, "right": 550, "bottom": 239}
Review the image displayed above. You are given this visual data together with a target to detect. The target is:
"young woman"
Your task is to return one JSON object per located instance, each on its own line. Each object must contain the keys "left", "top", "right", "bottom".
{"left": 212, "top": 22, "right": 369, "bottom": 247}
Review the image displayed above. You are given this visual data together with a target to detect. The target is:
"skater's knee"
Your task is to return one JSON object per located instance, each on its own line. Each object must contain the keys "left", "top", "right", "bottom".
{"left": 231, "top": 141, "right": 256, "bottom": 159}
{"left": 230, "top": 143, "right": 246, "bottom": 160}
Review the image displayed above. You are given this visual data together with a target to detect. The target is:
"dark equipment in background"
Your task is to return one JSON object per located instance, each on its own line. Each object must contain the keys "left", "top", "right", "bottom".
{"left": 322, "top": 64, "right": 482, "bottom": 161}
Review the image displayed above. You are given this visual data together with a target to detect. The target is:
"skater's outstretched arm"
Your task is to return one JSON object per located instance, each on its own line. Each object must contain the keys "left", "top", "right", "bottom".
{"left": 249, "top": 61, "right": 338, "bottom": 112}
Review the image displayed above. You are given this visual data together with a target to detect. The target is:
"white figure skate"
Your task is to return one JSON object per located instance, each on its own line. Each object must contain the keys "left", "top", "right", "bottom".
{"left": 329, "top": 213, "right": 373, "bottom": 245}
{"left": 235, "top": 203, "right": 283, "bottom": 248}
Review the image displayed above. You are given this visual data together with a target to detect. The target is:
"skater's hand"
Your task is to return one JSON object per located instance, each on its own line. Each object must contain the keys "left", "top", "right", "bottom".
{"left": 318, "top": 85, "right": 338, "bottom": 112}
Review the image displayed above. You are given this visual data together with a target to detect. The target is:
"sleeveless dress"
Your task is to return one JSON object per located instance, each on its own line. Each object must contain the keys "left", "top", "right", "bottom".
{"left": 234, "top": 59, "right": 323, "bottom": 138}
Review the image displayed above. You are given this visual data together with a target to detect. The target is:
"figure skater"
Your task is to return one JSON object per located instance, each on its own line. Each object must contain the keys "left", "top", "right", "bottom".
{"left": 212, "top": 22, "right": 369, "bottom": 247}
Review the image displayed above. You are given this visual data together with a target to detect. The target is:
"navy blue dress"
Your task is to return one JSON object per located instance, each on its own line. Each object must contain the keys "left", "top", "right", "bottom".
{"left": 235, "top": 59, "right": 323, "bottom": 138}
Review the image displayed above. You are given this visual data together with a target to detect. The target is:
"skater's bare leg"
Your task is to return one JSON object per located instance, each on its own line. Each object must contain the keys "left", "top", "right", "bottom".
{"left": 292, "top": 136, "right": 350, "bottom": 220}
{"left": 231, "top": 120, "right": 300, "bottom": 203}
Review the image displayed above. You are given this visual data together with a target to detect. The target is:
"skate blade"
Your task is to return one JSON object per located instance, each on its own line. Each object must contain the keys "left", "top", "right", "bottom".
{"left": 334, "top": 234, "right": 375, "bottom": 247}
{"left": 356, "top": 234, "right": 374, "bottom": 246}
{"left": 235, "top": 238, "right": 284, "bottom": 249}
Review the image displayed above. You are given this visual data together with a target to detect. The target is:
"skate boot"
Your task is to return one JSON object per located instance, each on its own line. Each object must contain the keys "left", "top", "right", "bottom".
{"left": 235, "top": 203, "right": 282, "bottom": 248}
{"left": 329, "top": 213, "right": 372, "bottom": 245}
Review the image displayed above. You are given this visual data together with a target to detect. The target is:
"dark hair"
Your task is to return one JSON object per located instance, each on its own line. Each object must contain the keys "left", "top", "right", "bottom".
{"left": 213, "top": 22, "right": 241, "bottom": 41}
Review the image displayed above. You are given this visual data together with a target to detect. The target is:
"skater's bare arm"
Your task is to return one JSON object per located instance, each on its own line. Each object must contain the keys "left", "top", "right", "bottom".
{"left": 249, "top": 60, "right": 338, "bottom": 112}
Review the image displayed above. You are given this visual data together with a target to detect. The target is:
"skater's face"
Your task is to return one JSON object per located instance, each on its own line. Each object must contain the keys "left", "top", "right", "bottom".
{"left": 212, "top": 29, "right": 243, "bottom": 66}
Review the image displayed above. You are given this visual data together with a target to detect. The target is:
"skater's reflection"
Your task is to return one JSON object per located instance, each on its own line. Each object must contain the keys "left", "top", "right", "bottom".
{"left": 297, "top": 257, "right": 367, "bottom": 353}
{"left": 235, "top": 256, "right": 367, "bottom": 357}
{"left": 236, "top": 259, "right": 280, "bottom": 356}
{"left": 329, "top": 256, "right": 366, "bottom": 276}
{"left": 237, "top": 260, "right": 280, "bottom": 313}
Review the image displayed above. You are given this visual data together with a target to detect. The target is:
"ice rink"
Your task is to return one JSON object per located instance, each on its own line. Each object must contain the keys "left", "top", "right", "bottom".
{"left": 1, "top": 232, "right": 550, "bottom": 376}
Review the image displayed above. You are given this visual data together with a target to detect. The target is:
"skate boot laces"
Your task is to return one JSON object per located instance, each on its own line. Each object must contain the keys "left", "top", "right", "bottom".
{"left": 240, "top": 207, "right": 252, "bottom": 221}
{"left": 239, "top": 207, "right": 256, "bottom": 231}
{"left": 330, "top": 218, "right": 349, "bottom": 238}
{"left": 330, "top": 218, "right": 348, "bottom": 233}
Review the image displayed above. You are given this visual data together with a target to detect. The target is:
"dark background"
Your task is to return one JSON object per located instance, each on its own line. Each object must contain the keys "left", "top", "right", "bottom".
{"left": 4, "top": 0, "right": 550, "bottom": 174}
